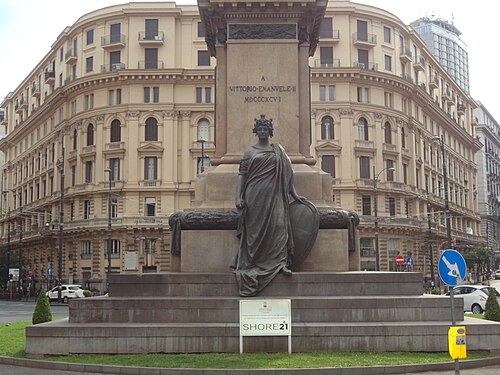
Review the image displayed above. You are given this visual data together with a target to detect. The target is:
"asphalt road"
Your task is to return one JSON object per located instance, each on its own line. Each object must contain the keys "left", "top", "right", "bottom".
{"left": 0, "top": 299, "right": 68, "bottom": 323}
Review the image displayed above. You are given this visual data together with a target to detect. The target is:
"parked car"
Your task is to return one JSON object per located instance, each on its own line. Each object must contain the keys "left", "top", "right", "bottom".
{"left": 46, "top": 284, "right": 85, "bottom": 303}
{"left": 446, "top": 285, "right": 500, "bottom": 314}
{"left": 495, "top": 270, "right": 500, "bottom": 280}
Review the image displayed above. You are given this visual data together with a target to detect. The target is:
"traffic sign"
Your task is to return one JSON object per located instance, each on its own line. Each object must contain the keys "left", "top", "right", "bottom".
{"left": 47, "top": 267, "right": 53, "bottom": 276}
{"left": 396, "top": 255, "right": 404, "bottom": 265}
{"left": 438, "top": 249, "right": 467, "bottom": 286}
{"left": 406, "top": 257, "right": 413, "bottom": 267}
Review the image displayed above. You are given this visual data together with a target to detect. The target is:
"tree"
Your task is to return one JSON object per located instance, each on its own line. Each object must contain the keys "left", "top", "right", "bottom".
{"left": 463, "top": 247, "right": 494, "bottom": 282}
{"left": 32, "top": 287, "right": 52, "bottom": 325}
{"left": 484, "top": 288, "right": 500, "bottom": 322}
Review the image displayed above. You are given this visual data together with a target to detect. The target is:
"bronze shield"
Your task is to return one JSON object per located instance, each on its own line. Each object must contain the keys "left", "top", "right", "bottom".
{"left": 289, "top": 199, "right": 319, "bottom": 270}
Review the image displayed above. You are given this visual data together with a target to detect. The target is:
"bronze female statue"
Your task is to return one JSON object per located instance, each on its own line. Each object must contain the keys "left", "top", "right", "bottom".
{"left": 233, "top": 115, "right": 303, "bottom": 296}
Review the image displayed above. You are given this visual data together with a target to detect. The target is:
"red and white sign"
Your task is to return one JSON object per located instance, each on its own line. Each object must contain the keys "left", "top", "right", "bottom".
{"left": 396, "top": 255, "right": 405, "bottom": 265}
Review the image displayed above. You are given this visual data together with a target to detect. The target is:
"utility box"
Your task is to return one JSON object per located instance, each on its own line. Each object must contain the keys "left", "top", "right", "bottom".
{"left": 448, "top": 326, "right": 467, "bottom": 359}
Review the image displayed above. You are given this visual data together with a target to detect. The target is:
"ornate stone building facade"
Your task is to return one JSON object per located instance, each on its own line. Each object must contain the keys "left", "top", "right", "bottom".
{"left": 0, "top": 1, "right": 483, "bottom": 289}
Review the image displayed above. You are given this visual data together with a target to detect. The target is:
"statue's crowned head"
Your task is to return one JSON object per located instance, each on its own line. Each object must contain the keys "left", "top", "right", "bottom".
{"left": 253, "top": 114, "right": 274, "bottom": 137}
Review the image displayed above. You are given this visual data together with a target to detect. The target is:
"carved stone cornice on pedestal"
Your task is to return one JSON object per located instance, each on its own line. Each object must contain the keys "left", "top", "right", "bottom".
{"left": 163, "top": 111, "right": 179, "bottom": 120}
{"left": 180, "top": 111, "right": 191, "bottom": 119}
{"left": 374, "top": 112, "right": 383, "bottom": 120}
{"left": 126, "top": 111, "right": 140, "bottom": 119}
{"left": 95, "top": 114, "right": 105, "bottom": 123}
{"left": 339, "top": 108, "right": 354, "bottom": 118}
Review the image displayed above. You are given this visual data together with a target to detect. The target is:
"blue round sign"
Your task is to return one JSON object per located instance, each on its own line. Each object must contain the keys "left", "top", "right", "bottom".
{"left": 47, "top": 267, "right": 53, "bottom": 276}
{"left": 438, "top": 249, "right": 467, "bottom": 286}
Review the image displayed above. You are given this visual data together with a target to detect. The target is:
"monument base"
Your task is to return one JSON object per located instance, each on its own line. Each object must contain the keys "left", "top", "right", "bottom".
{"left": 25, "top": 272, "right": 500, "bottom": 356}
{"left": 177, "top": 229, "right": 348, "bottom": 273}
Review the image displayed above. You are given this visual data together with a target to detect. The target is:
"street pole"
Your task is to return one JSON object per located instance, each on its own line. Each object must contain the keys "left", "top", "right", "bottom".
{"left": 198, "top": 138, "right": 206, "bottom": 173}
{"left": 427, "top": 196, "right": 435, "bottom": 286}
{"left": 57, "top": 142, "right": 65, "bottom": 304}
{"left": 105, "top": 167, "right": 112, "bottom": 293}
{"left": 19, "top": 205, "right": 23, "bottom": 296}
{"left": 373, "top": 166, "right": 394, "bottom": 271}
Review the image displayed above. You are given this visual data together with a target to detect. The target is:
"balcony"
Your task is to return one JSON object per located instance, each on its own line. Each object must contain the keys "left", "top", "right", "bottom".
{"left": 429, "top": 76, "right": 439, "bottom": 90}
{"left": 0, "top": 114, "right": 7, "bottom": 125}
{"left": 320, "top": 29, "right": 340, "bottom": 42}
{"left": 101, "top": 34, "right": 126, "bottom": 48}
{"left": 138, "top": 60, "right": 165, "bottom": 69}
{"left": 413, "top": 56, "right": 426, "bottom": 71}
{"left": 314, "top": 59, "right": 340, "bottom": 68}
{"left": 64, "top": 75, "right": 76, "bottom": 85}
{"left": 352, "top": 32, "right": 377, "bottom": 47}
{"left": 399, "top": 48, "right": 412, "bottom": 64}
{"left": 442, "top": 89, "right": 452, "bottom": 103}
{"left": 141, "top": 179, "right": 161, "bottom": 187}
{"left": 101, "top": 63, "right": 126, "bottom": 72}
{"left": 138, "top": 31, "right": 164, "bottom": 45}
{"left": 65, "top": 48, "right": 77, "bottom": 64}
{"left": 400, "top": 74, "right": 413, "bottom": 83}
{"left": 44, "top": 70, "right": 55, "bottom": 84}
{"left": 457, "top": 104, "right": 466, "bottom": 116}
{"left": 353, "top": 61, "right": 378, "bottom": 71}
{"left": 31, "top": 83, "right": 41, "bottom": 98}
{"left": 355, "top": 139, "right": 374, "bottom": 148}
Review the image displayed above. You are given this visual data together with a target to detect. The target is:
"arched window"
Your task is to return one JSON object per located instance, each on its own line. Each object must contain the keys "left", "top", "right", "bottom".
{"left": 87, "top": 124, "right": 94, "bottom": 146}
{"left": 145, "top": 117, "right": 158, "bottom": 141}
{"left": 358, "top": 117, "right": 368, "bottom": 141}
{"left": 73, "top": 128, "right": 78, "bottom": 150}
{"left": 321, "top": 116, "right": 334, "bottom": 140}
{"left": 197, "top": 118, "right": 210, "bottom": 145}
{"left": 401, "top": 127, "right": 406, "bottom": 148}
{"left": 110, "top": 119, "right": 121, "bottom": 142}
{"left": 384, "top": 122, "right": 392, "bottom": 144}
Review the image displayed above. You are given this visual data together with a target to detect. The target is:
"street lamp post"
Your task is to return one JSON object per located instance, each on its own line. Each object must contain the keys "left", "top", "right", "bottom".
{"left": 433, "top": 135, "right": 452, "bottom": 248}
{"left": 198, "top": 138, "right": 206, "bottom": 173}
{"left": 104, "top": 167, "right": 112, "bottom": 293}
{"left": 426, "top": 195, "right": 435, "bottom": 286}
{"left": 57, "top": 144, "right": 65, "bottom": 304}
{"left": 373, "top": 166, "right": 395, "bottom": 271}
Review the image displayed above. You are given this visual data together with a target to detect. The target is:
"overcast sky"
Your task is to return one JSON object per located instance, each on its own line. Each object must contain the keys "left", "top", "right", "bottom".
{"left": 1, "top": 0, "right": 497, "bottom": 119}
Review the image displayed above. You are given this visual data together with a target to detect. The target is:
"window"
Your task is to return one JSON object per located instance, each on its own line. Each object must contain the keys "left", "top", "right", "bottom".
{"left": 84, "top": 200, "right": 91, "bottom": 219}
{"left": 360, "top": 156, "right": 370, "bottom": 178}
{"left": 357, "top": 49, "right": 368, "bottom": 68}
{"left": 109, "top": 158, "right": 120, "bottom": 181}
{"left": 362, "top": 196, "right": 371, "bottom": 215}
{"left": 60, "top": 47, "right": 64, "bottom": 61}
{"left": 110, "top": 23, "right": 121, "bottom": 44}
{"left": 384, "top": 92, "right": 393, "bottom": 108}
{"left": 111, "top": 198, "right": 118, "bottom": 218}
{"left": 383, "top": 26, "right": 391, "bottom": 43}
{"left": 145, "top": 48, "right": 158, "bottom": 69}
{"left": 110, "top": 50, "right": 121, "bottom": 69}
{"left": 197, "top": 21, "right": 205, "bottom": 38}
{"left": 319, "top": 47, "right": 333, "bottom": 67}
{"left": 357, "top": 20, "right": 368, "bottom": 41}
{"left": 384, "top": 122, "right": 392, "bottom": 144}
{"left": 384, "top": 55, "right": 392, "bottom": 71}
{"left": 198, "top": 50, "right": 210, "bottom": 66}
{"left": 86, "top": 29, "right": 94, "bottom": 45}
{"left": 84, "top": 94, "right": 94, "bottom": 110}
{"left": 321, "top": 116, "right": 334, "bottom": 140}
{"left": 401, "top": 127, "right": 406, "bottom": 148}
{"left": 388, "top": 197, "right": 396, "bottom": 216}
{"left": 145, "top": 197, "right": 156, "bottom": 216}
{"left": 73, "top": 128, "right": 78, "bottom": 150}
{"left": 71, "top": 165, "right": 76, "bottom": 186}
{"left": 81, "top": 240, "right": 91, "bottom": 257}
{"left": 145, "top": 117, "right": 158, "bottom": 141}
{"left": 144, "top": 157, "right": 158, "bottom": 180}
{"left": 145, "top": 19, "right": 159, "bottom": 40}
{"left": 144, "top": 87, "right": 150, "bottom": 103}
{"left": 319, "top": 85, "right": 326, "bottom": 101}
{"left": 357, "top": 87, "right": 369, "bottom": 103}
{"left": 321, "top": 155, "right": 335, "bottom": 178}
{"left": 87, "top": 124, "right": 94, "bottom": 146}
{"left": 205, "top": 87, "right": 211, "bottom": 103}
{"left": 108, "top": 89, "right": 121, "bottom": 105}
{"left": 84, "top": 161, "right": 93, "bottom": 183}
{"left": 358, "top": 117, "right": 368, "bottom": 140}
{"left": 196, "top": 87, "right": 203, "bottom": 103}
{"left": 144, "top": 87, "right": 159, "bottom": 103}
{"left": 86, "top": 57, "right": 93, "bottom": 73}
{"left": 106, "top": 239, "right": 121, "bottom": 256}
{"left": 386, "top": 160, "right": 394, "bottom": 181}
{"left": 110, "top": 119, "right": 121, "bottom": 142}
{"left": 403, "top": 163, "right": 408, "bottom": 184}
{"left": 320, "top": 17, "right": 333, "bottom": 39}
{"left": 328, "top": 85, "right": 335, "bottom": 101}
{"left": 196, "top": 87, "right": 211, "bottom": 103}
{"left": 197, "top": 118, "right": 210, "bottom": 144}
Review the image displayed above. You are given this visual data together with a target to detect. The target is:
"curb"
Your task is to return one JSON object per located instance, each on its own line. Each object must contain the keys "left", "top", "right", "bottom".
{"left": 1, "top": 356, "right": 500, "bottom": 374}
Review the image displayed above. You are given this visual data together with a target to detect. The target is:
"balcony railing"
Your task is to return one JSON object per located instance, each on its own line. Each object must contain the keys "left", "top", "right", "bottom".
{"left": 138, "top": 31, "right": 164, "bottom": 43}
{"left": 65, "top": 48, "right": 77, "bottom": 64}
{"left": 64, "top": 75, "right": 76, "bottom": 85}
{"left": 101, "top": 34, "right": 126, "bottom": 48}
{"left": 399, "top": 47, "right": 412, "bottom": 63}
{"left": 101, "top": 63, "right": 126, "bottom": 72}
{"left": 401, "top": 74, "right": 414, "bottom": 83}
{"left": 142, "top": 179, "right": 160, "bottom": 187}
{"left": 457, "top": 104, "right": 466, "bottom": 116}
{"left": 413, "top": 56, "right": 425, "bottom": 71}
{"left": 319, "top": 29, "right": 340, "bottom": 40}
{"left": 429, "top": 76, "right": 439, "bottom": 90}
{"left": 314, "top": 59, "right": 340, "bottom": 68}
{"left": 138, "top": 60, "right": 165, "bottom": 69}
{"left": 44, "top": 70, "right": 55, "bottom": 84}
{"left": 31, "top": 84, "right": 41, "bottom": 97}
{"left": 353, "top": 61, "right": 378, "bottom": 70}
{"left": 352, "top": 32, "right": 377, "bottom": 46}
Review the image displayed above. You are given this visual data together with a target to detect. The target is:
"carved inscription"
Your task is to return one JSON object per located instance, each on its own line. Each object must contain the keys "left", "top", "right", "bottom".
{"left": 229, "top": 24, "right": 296, "bottom": 40}
{"left": 229, "top": 83, "right": 297, "bottom": 103}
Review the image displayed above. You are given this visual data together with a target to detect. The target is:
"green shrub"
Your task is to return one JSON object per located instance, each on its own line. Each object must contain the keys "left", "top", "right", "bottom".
{"left": 32, "top": 287, "right": 52, "bottom": 325}
{"left": 83, "top": 290, "right": 91, "bottom": 297}
{"left": 431, "top": 287, "right": 441, "bottom": 295}
{"left": 484, "top": 289, "right": 500, "bottom": 322}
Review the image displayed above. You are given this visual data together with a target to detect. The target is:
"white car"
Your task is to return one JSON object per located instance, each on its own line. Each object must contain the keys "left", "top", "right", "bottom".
{"left": 446, "top": 285, "right": 500, "bottom": 314}
{"left": 495, "top": 270, "right": 500, "bottom": 280}
{"left": 46, "top": 284, "right": 85, "bottom": 303}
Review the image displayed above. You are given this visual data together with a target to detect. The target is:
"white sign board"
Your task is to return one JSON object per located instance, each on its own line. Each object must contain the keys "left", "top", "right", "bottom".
{"left": 124, "top": 251, "right": 138, "bottom": 271}
{"left": 239, "top": 299, "right": 292, "bottom": 353}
